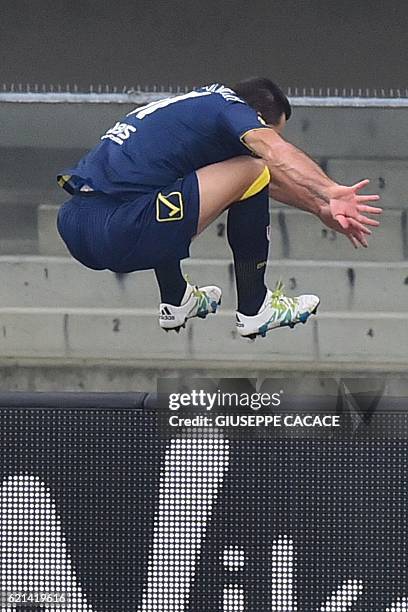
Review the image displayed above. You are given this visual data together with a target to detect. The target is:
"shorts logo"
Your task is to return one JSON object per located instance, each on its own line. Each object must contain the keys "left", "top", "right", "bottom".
{"left": 156, "top": 191, "right": 184, "bottom": 222}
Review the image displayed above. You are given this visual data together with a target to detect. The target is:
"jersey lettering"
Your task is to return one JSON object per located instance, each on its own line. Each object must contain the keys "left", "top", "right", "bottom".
{"left": 101, "top": 121, "right": 137, "bottom": 145}
{"left": 203, "top": 83, "right": 245, "bottom": 103}
{"left": 65, "top": 83, "right": 263, "bottom": 196}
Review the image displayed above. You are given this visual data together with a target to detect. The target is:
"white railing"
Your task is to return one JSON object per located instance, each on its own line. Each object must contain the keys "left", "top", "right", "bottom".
{"left": 1, "top": 84, "right": 408, "bottom": 107}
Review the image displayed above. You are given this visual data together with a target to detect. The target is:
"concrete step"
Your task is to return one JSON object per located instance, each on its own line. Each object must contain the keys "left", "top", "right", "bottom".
{"left": 3, "top": 103, "right": 408, "bottom": 159}
{"left": 0, "top": 188, "right": 61, "bottom": 206}
{"left": 327, "top": 159, "right": 408, "bottom": 209}
{"left": 1, "top": 256, "right": 408, "bottom": 312}
{"left": 194, "top": 207, "right": 406, "bottom": 261}
{"left": 286, "top": 107, "right": 408, "bottom": 158}
{"left": 0, "top": 199, "right": 56, "bottom": 255}
{"left": 38, "top": 205, "right": 69, "bottom": 256}
{"left": 0, "top": 307, "right": 406, "bottom": 363}
{"left": 0, "top": 210, "right": 37, "bottom": 254}
{"left": 0, "top": 204, "right": 38, "bottom": 254}
{"left": 39, "top": 205, "right": 408, "bottom": 261}
{"left": 0, "top": 357, "right": 406, "bottom": 393}
{"left": 0, "top": 239, "right": 38, "bottom": 255}
{"left": 0, "top": 146, "right": 84, "bottom": 191}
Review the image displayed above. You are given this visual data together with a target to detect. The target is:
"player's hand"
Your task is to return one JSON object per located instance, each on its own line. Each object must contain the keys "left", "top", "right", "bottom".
{"left": 328, "top": 179, "right": 382, "bottom": 235}
{"left": 318, "top": 204, "right": 370, "bottom": 248}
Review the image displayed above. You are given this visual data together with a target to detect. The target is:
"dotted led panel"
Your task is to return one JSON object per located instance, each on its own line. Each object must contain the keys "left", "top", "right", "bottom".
{"left": 0, "top": 404, "right": 406, "bottom": 611}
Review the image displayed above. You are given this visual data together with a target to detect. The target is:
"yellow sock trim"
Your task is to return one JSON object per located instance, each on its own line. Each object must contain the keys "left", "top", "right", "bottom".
{"left": 239, "top": 166, "right": 270, "bottom": 201}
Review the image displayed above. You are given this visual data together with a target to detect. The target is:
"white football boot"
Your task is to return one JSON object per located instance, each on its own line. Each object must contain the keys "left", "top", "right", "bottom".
{"left": 159, "top": 281, "right": 222, "bottom": 332}
{"left": 235, "top": 281, "right": 320, "bottom": 339}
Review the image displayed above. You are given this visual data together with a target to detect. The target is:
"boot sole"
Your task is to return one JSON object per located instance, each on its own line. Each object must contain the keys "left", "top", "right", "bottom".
{"left": 242, "top": 301, "right": 320, "bottom": 340}
{"left": 162, "top": 298, "right": 222, "bottom": 333}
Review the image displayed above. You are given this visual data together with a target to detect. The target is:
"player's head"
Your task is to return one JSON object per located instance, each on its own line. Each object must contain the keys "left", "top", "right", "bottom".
{"left": 232, "top": 77, "right": 291, "bottom": 130}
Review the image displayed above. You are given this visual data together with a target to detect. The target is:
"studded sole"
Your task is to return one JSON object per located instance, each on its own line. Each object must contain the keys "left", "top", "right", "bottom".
{"left": 241, "top": 300, "right": 320, "bottom": 340}
{"left": 162, "top": 297, "right": 222, "bottom": 333}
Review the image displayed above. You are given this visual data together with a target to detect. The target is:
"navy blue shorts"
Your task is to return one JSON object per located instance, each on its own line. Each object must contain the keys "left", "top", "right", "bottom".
{"left": 57, "top": 173, "right": 200, "bottom": 273}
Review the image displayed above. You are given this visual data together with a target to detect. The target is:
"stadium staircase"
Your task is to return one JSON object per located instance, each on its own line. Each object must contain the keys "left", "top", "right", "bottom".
{"left": 0, "top": 96, "right": 407, "bottom": 389}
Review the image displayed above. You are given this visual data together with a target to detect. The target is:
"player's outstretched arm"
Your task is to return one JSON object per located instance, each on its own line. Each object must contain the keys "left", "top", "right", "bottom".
{"left": 243, "top": 128, "right": 382, "bottom": 236}
{"left": 269, "top": 182, "right": 369, "bottom": 248}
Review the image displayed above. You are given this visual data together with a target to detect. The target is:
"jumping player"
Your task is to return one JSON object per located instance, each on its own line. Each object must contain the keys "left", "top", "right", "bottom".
{"left": 57, "top": 78, "right": 382, "bottom": 339}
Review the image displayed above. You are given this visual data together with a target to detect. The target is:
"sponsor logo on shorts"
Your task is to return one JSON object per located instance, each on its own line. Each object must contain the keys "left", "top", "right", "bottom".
{"left": 156, "top": 191, "right": 184, "bottom": 222}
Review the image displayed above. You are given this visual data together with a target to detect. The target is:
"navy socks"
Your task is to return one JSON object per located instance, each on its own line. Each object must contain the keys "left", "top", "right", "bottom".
{"left": 227, "top": 187, "right": 270, "bottom": 315}
{"left": 155, "top": 261, "right": 187, "bottom": 305}
{"left": 155, "top": 187, "right": 270, "bottom": 313}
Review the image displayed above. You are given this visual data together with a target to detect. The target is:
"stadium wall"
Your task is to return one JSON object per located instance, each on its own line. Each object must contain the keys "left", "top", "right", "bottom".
{"left": 0, "top": 0, "right": 407, "bottom": 90}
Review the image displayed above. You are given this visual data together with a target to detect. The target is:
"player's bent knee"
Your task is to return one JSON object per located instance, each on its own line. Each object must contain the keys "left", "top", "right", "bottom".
{"left": 239, "top": 165, "right": 270, "bottom": 201}
{"left": 195, "top": 156, "right": 270, "bottom": 234}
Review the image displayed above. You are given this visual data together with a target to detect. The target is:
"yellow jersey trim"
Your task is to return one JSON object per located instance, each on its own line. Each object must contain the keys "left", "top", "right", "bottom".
{"left": 239, "top": 126, "right": 271, "bottom": 156}
{"left": 239, "top": 166, "right": 271, "bottom": 201}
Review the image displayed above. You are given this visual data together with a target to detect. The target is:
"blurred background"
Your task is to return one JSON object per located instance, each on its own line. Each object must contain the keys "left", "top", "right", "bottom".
{"left": 1, "top": 0, "right": 408, "bottom": 90}
{"left": 0, "top": 0, "right": 407, "bottom": 391}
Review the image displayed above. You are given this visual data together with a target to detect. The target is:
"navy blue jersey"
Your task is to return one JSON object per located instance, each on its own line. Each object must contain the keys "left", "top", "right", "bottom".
{"left": 61, "top": 84, "right": 266, "bottom": 198}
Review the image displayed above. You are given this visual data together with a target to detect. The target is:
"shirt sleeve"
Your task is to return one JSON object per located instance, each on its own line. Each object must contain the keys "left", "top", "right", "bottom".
{"left": 217, "top": 99, "right": 268, "bottom": 142}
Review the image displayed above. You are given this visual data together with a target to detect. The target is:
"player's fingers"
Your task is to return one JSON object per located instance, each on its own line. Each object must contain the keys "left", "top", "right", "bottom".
{"left": 352, "top": 179, "right": 370, "bottom": 192}
{"left": 357, "top": 215, "right": 380, "bottom": 227}
{"left": 348, "top": 235, "right": 360, "bottom": 249}
{"left": 352, "top": 228, "right": 369, "bottom": 247}
{"left": 335, "top": 214, "right": 349, "bottom": 229}
{"left": 357, "top": 204, "right": 383, "bottom": 214}
{"left": 356, "top": 194, "right": 381, "bottom": 203}
{"left": 347, "top": 218, "right": 372, "bottom": 235}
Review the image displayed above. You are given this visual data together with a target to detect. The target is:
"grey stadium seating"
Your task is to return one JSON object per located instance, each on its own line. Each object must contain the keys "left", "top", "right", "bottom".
{"left": 0, "top": 99, "right": 407, "bottom": 378}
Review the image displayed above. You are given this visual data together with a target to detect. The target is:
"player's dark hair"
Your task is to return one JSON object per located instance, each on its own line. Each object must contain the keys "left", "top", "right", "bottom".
{"left": 232, "top": 77, "right": 291, "bottom": 125}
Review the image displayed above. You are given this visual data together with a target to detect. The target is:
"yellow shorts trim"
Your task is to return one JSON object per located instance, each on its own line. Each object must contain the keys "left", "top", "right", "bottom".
{"left": 239, "top": 166, "right": 270, "bottom": 201}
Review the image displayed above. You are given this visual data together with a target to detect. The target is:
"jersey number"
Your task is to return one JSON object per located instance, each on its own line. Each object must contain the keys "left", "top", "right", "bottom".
{"left": 126, "top": 90, "right": 211, "bottom": 120}
{"left": 101, "top": 91, "right": 212, "bottom": 145}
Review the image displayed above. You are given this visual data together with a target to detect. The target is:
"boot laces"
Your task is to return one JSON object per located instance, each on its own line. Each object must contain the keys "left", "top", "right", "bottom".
{"left": 271, "top": 280, "right": 298, "bottom": 311}
{"left": 185, "top": 275, "right": 208, "bottom": 308}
